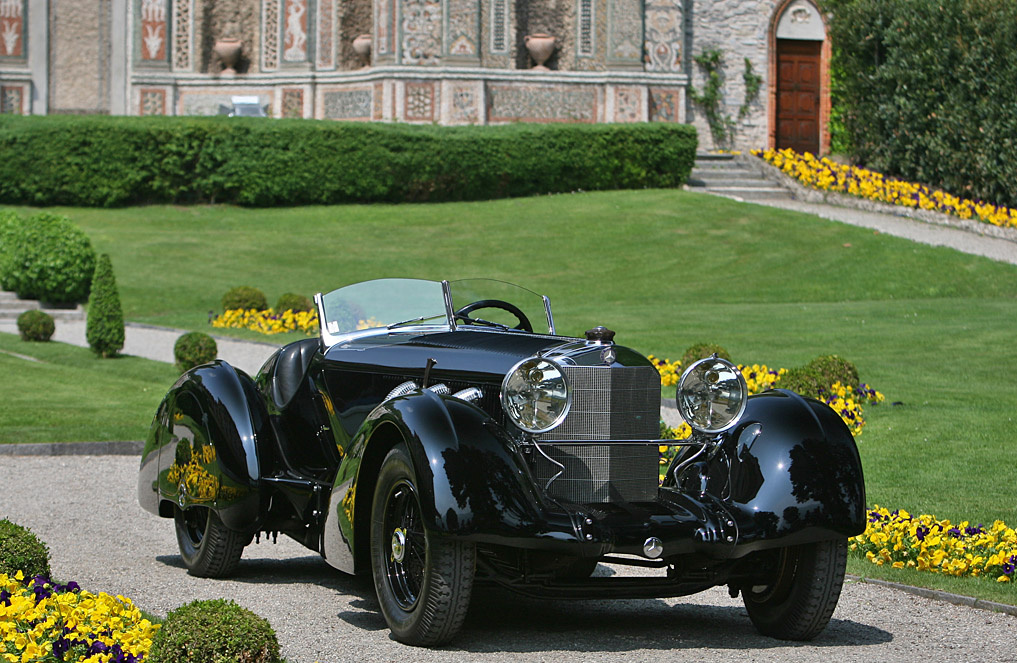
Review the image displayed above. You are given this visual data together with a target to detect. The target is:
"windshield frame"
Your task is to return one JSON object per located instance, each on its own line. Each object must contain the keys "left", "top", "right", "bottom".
{"left": 315, "top": 278, "right": 555, "bottom": 349}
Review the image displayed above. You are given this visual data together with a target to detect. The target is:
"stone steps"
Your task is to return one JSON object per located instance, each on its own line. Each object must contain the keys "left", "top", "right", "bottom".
{"left": 0, "top": 290, "right": 85, "bottom": 321}
{"left": 687, "top": 153, "right": 792, "bottom": 201}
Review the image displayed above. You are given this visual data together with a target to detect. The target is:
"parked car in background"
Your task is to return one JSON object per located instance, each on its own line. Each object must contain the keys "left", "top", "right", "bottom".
{"left": 139, "top": 278, "right": 865, "bottom": 645}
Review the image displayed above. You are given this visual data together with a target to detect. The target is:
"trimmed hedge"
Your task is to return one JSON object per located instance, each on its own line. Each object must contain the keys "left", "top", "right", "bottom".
{"left": 147, "top": 599, "right": 281, "bottom": 663}
{"left": 16, "top": 310, "right": 55, "bottom": 342}
{"left": 2, "top": 212, "right": 96, "bottom": 303}
{"left": 0, "top": 519, "right": 51, "bottom": 578}
{"left": 0, "top": 115, "right": 697, "bottom": 207}
{"left": 824, "top": 0, "right": 1017, "bottom": 208}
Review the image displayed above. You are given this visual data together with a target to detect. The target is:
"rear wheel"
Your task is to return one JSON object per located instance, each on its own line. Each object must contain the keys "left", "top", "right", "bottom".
{"left": 743, "top": 539, "right": 847, "bottom": 640}
{"left": 173, "top": 505, "right": 247, "bottom": 577}
{"left": 371, "top": 444, "right": 475, "bottom": 646}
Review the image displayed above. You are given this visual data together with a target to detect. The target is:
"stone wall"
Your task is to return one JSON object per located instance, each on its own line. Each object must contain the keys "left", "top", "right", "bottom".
{"left": 50, "top": 0, "right": 111, "bottom": 113}
{"left": 686, "top": 0, "right": 778, "bottom": 151}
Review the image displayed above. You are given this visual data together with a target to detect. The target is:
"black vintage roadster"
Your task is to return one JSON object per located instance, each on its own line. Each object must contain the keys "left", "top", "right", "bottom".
{"left": 139, "top": 278, "right": 865, "bottom": 645}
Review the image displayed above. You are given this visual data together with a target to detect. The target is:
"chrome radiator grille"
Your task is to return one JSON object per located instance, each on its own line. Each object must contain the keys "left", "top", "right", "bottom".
{"left": 531, "top": 365, "right": 661, "bottom": 503}
{"left": 539, "top": 365, "right": 660, "bottom": 441}
{"left": 532, "top": 442, "right": 660, "bottom": 503}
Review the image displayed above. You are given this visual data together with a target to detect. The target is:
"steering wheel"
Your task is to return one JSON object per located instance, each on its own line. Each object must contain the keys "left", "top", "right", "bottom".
{"left": 454, "top": 299, "right": 533, "bottom": 332}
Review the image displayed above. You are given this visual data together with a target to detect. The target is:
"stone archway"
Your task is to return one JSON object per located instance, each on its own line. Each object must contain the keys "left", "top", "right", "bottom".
{"left": 768, "top": 0, "right": 830, "bottom": 154}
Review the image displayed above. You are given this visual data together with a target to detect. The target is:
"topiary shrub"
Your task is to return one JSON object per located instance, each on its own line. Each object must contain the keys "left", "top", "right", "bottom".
{"left": 679, "top": 343, "right": 732, "bottom": 369}
{"left": 86, "top": 254, "right": 125, "bottom": 358}
{"left": 806, "top": 354, "right": 860, "bottom": 390}
{"left": 174, "top": 331, "right": 217, "bottom": 373}
{"left": 777, "top": 366, "right": 825, "bottom": 398}
{"left": 275, "top": 292, "right": 313, "bottom": 313}
{"left": 0, "top": 519, "right": 51, "bottom": 578}
{"left": 16, "top": 309, "right": 55, "bottom": 342}
{"left": 147, "top": 598, "right": 281, "bottom": 663}
{"left": 0, "top": 210, "right": 23, "bottom": 292}
{"left": 4, "top": 212, "right": 96, "bottom": 304}
{"left": 222, "top": 286, "right": 268, "bottom": 311}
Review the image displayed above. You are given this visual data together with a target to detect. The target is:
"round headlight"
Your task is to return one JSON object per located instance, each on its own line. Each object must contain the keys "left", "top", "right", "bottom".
{"left": 501, "top": 357, "right": 570, "bottom": 434}
{"left": 676, "top": 356, "right": 748, "bottom": 434}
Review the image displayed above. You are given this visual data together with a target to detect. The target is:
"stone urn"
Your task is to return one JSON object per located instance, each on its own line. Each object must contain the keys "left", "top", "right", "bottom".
{"left": 524, "top": 33, "right": 556, "bottom": 70}
{"left": 213, "top": 38, "right": 243, "bottom": 76}
{"left": 352, "top": 34, "right": 372, "bottom": 67}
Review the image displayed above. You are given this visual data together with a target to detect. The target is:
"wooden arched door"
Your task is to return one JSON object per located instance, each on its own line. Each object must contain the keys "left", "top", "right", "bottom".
{"left": 776, "top": 38, "right": 821, "bottom": 154}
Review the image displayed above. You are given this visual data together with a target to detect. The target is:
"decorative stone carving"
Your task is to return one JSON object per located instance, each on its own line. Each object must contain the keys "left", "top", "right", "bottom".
{"left": 262, "top": 0, "right": 280, "bottom": 70}
{"left": 405, "top": 81, "right": 435, "bottom": 121}
{"left": 324, "top": 88, "right": 372, "bottom": 119}
{"left": 524, "top": 33, "right": 555, "bottom": 70}
{"left": 608, "top": 0, "right": 643, "bottom": 68}
{"left": 446, "top": 0, "right": 479, "bottom": 58}
{"left": 282, "top": 87, "right": 304, "bottom": 117}
{"left": 490, "top": 0, "right": 508, "bottom": 54}
{"left": 140, "top": 88, "right": 166, "bottom": 115}
{"left": 488, "top": 84, "right": 597, "bottom": 123}
{"left": 283, "top": 0, "right": 308, "bottom": 62}
{"left": 644, "top": 0, "right": 682, "bottom": 73}
{"left": 0, "top": 0, "right": 24, "bottom": 58}
{"left": 402, "top": 0, "right": 442, "bottom": 65}
{"left": 173, "top": 0, "right": 193, "bottom": 70}
{"left": 1, "top": 84, "right": 24, "bottom": 114}
{"left": 318, "top": 0, "right": 336, "bottom": 69}
{"left": 140, "top": 0, "right": 168, "bottom": 61}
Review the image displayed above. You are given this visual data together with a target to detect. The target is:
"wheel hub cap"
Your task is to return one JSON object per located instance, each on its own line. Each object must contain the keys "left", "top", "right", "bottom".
{"left": 391, "top": 528, "right": 407, "bottom": 563}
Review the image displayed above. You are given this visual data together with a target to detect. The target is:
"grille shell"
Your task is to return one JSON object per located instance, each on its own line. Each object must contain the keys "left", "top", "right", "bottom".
{"left": 532, "top": 364, "right": 661, "bottom": 503}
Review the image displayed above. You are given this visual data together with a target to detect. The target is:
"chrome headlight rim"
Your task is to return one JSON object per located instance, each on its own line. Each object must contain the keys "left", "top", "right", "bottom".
{"left": 676, "top": 356, "right": 748, "bottom": 435}
{"left": 500, "top": 356, "right": 572, "bottom": 434}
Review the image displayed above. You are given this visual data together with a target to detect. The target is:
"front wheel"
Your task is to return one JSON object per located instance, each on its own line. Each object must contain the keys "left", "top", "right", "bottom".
{"left": 371, "top": 443, "right": 475, "bottom": 646}
{"left": 173, "top": 505, "right": 248, "bottom": 577}
{"left": 743, "top": 539, "right": 847, "bottom": 640}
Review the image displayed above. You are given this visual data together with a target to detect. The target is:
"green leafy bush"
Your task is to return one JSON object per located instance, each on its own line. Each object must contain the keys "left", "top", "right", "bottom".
{"left": 679, "top": 343, "right": 732, "bottom": 369}
{"left": 806, "top": 354, "right": 859, "bottom": 390}
{"left": 0, "top": 209, "right": 22, "bottom": 291}
{"left": 147, "top": 598, "right": 281, "bottom": 663}
{"left": 777, "top": 366, "right": 825, "bottom": 397}
{"left": 825, "top": 0, "right": 1017, "bottom": 207}
{"left": 174, "top": 331, "right": 217, "bottom": 373}
{"left": 275, "top": 292, "right": 313, "bottom": 312}
{"left": 16, "top": 309, "right": 55, "bottom": 342}
{"left": 222, "top": 286, "right": 268, "bottom": 311}
{"left": 86, "top": 254, "right": 125, "bottom": 358}
{"left": 0, "top": 519, "right": 51, "bottom": 578}
{"left": 3, "top": 212, "right": 95, "bottom": 303}
{"left": 0, "top": 116, "right": 697, "bottom": 206}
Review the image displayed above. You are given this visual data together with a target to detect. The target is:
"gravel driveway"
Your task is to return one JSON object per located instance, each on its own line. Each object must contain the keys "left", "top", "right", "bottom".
{"left": 1, "top": 454, "right": 1014, "bottom": 663}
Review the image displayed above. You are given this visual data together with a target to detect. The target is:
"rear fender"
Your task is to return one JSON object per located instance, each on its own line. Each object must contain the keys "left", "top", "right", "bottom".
{"left": 322, "top": 389, "right": 561, "bottom": 575}
{"left": 137, "top": 361, "right": 272, "bottom": 533}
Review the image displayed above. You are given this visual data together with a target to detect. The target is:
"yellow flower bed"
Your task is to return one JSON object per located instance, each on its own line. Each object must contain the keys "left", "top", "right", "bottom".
{"left": 1, "top": 572, "right": 159, "bottom": 663}
{"left": 650, "top": 354, "right": 878, "bottom": 436}
{"left": 753, "top": 147, "right": 1017, "bottom": 229}
{"left": 211, "top": 308, "right": 318, "bottom": 335}
{"left": 853, "top": 506, "right": 1017, "bottom": 583}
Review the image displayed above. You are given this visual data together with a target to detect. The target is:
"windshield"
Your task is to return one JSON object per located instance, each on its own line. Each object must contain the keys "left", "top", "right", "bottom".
{"left": 316, "top": 278, "right": 554, "bottom": 347}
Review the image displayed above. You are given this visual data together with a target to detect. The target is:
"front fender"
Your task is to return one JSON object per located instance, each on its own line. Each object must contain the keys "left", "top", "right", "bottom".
{"left": 137, "top": 361, "right": 272, "bottom": 533}
{"left": 322, "top": 389, "right": 573, "bottom": 574}
{"left": 705, "top": 389, "right": 866, "bottom": 546}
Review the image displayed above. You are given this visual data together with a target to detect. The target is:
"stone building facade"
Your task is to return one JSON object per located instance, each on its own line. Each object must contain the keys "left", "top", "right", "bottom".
{"left": 0, "top": 0, "right": 830, "bottom": 153}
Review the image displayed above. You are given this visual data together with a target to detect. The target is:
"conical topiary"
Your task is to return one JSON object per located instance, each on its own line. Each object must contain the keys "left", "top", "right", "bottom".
{"left": 86, "top": 254, "right": 125, "bottom": 358}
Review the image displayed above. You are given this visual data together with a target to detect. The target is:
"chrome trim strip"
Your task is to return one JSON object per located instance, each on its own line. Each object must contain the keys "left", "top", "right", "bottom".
{"left": 543, "top": 295, "right": 555, "bottom": 334}
{"left": 442, "top": 279, "right": 457, "bottom": 331}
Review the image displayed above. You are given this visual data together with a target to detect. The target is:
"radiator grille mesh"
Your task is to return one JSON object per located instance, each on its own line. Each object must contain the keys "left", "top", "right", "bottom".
{"left": 539, "top": 365, "right": 660, "bottom": 441}
{"left": 532, "top": 442, "right": 659, "bottom": 503}
{"left": 531, "top": 364, "right": 661, "bottom": 503}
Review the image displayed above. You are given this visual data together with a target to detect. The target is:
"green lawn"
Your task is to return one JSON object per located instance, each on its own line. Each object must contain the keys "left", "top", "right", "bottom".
{"left": 0, "top": 333, "right": 178, "bottom": 443}
{"left": 3, "top": 189, "right": 1016, "bottom": 601}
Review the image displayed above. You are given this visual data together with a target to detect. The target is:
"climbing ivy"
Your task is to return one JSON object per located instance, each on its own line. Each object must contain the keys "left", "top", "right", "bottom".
{"left": 690, "top": 50, "right": 763, "bottom": 147}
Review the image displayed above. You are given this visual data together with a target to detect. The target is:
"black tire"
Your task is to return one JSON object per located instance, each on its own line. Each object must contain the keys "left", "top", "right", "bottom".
{"left": 173, "top": 505, "right": 247, "bottom": 578}
{"left": 743, "top": 539, "right": 847, "bottom": 641}
{"left": 371, "top": 444, "right": 475, "bottom": 646}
